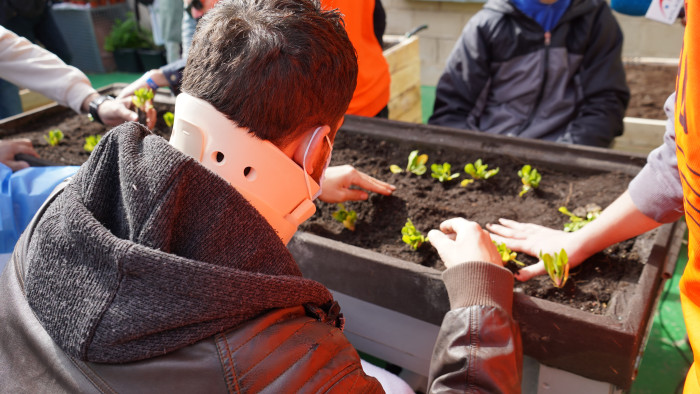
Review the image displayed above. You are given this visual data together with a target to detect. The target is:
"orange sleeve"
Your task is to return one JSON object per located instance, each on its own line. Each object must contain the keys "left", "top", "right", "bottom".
{"left": 675, "top": 2, "right": 700, "bottom": 392}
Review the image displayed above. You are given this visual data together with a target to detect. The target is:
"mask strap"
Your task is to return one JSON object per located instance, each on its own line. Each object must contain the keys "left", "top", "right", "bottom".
{"left": 303, "top": 127, "right": 324, "bottom": 200}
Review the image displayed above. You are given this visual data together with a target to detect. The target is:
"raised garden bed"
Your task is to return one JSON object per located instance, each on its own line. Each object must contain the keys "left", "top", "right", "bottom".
{"left": 292, "top": 117, "right": 685, "bottom": 390}
{"left": 0, "top": 85, "right": 685, "bottom": 390}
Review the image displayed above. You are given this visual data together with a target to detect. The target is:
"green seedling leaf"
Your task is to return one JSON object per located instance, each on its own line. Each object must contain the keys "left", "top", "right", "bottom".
{"left": 401, "top": 218, "right": 428, "bottom": 250}
{"left": 493, "top": 241, "right": 525, "bottom": 267}
{"left": 430, "top": 162, "right": 460, "bottom": 182}
{"left": 463, "top": 159, "right": 499, "bottom": 185}
{"left": 406, "top": 150, "right": 428, "bottom": 175}
{"left": 132, "top": 87, "right": 155, "bottom": 110}
{"left": 540, "top": 248, "right": 569, "bottom": 288}
{"left": 558, "top": 204, "right": 601, "bottom": 232}
{"left": 389, "top": 164, "right": 403, "bottom": 174}
{"left": 518, "top": 164, "right": 541, "bottom": 197}
{"left": 163, "top": 111, "right": 174, "bottom": 128}
{"left": 44, "top": 129, "right": 64, "bottom": 147}
{"left": 332, "top": 203, "right": 358, "bottom": 231}
{"left": 83, "top": 134, "right": 102, "bottom": 153}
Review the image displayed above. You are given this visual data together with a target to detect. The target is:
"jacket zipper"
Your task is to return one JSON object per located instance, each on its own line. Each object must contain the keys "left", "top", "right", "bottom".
{"left": 518, "top": 31, "right": 551, "bottom": 133}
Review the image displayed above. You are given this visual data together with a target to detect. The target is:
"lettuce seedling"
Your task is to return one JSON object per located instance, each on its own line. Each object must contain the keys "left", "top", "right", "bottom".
{"left": 389, "top": 165, "right": 403, "bottom": 174}
{"left": 83, "top": 134, "right": 102, "bottom": 152}
{"left": 540, "top": 249, "right": 570, "bottom": 288}
{"left": 332, "top": 204, "right": 357, "bottom": 231}
{"left": 132, "top": 87, "right": 154, "bottom": 110}
{"left": 518, "top": 164, "right": 541, "bottom": 197}
{"left": 406, "top": 150, "right": 428, "bottom": 175}
{"left": 558, "top": 204, "right": 601, "bottom": 232}
{"left": 163, "top": 111, "right": 174, "bottom": 128}
{"left": 462, "top": 159, "right": 499, "bottom": 186}
{"left": 44, "top": 129, "right": 64, "bottom": 147}
{"left": 493, "top": 241, "right": 525, "bottom": 267}
{"left": 431, "top": 162, "right": 460, "bottom": 182}
{"left": 401, "top": 218, "right": 428, "bottom": 250}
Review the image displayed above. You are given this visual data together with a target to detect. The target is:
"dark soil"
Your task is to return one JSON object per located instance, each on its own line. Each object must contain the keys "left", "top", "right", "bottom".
{"left": 1, "top": 98, "right": 653, "bottom": 316}
{"left": 0, "top": 104, "right": 174, "bottom": 166}
{"left": 301, "top": 132, "right": 648, "bottom": 315}
{"left": 625, "top": 62, "right": 678, "bottom": 119}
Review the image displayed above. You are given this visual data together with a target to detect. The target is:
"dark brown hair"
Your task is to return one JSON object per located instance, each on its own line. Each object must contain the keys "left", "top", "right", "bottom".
{"left": 181, "top": 0, "right": 358, "bottom": 146}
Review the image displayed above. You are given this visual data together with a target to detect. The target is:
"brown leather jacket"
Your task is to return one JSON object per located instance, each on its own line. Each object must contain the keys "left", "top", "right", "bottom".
{"left": 0, "top": 245, "right": 382, "bottom": 393}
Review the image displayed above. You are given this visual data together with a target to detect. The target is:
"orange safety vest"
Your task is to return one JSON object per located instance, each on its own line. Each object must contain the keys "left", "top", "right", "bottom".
{"left": 676, "top": 1, "right": 700, "bottom": 392}
{"left": 321, "top": 0, "right": 391, "bottom": 117}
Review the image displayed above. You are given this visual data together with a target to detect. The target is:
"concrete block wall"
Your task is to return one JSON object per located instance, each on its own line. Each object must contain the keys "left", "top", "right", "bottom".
{"left": 382, "top": 0, "right": 685, "bottom": 86}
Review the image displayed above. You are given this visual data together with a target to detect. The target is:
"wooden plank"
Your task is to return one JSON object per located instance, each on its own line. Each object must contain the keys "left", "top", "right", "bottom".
{"left": 388, "top": 85, "right": 422, "bottom": 123}
{"left": 611, "top": 117, "right": 666, "bottom": 155}
{"left": 19, "top": 89, "right": 54, "bottom": 112}
{"left": 384, "top": 36, "right": 419, "bottom": 74}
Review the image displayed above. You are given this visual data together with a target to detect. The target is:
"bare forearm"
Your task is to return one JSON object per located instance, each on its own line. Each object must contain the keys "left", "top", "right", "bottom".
{"left": 571, "top": 191, "right": 662, "bottom": 261}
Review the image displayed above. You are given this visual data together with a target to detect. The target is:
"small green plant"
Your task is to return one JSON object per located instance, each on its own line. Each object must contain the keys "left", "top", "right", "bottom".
{"left": 44, "top": 129, "right": 64, "bottom": 147}
{"left": 332, "top": 204, "right": 357, "bottom": 231}
{"left": 462, "top": 159, "right": 499, "bottom": 186}
{"left": 493, "top": 241, "right": 525, "bottom": 267}
{"left": 431, "top": 162, "right": 460, "bottom": 182}
{"left": 389, "top": 165, "right": 403, "bottom": 174}
{"left": 518, "top": 164, "right": 541, "bottom": 197}
{"left": 558, "top": 204, "right": 601, "bottom": 232}
{"left": 83, "top": 134, "right": 102, "bottom": 153}
{"left": 132, "top": 87, "right": 155, "bottom": 111}
{"left": 163, "top": 111, "right": 174, "bottom": 128}
{"left": 540, "top": 249, "right": 570, "bottom": 288}
{"left": 401, "top": 218, "right": 428, "bottom": 250}
{"left": 389, "top": 150, "right": 429, "bottom": 175}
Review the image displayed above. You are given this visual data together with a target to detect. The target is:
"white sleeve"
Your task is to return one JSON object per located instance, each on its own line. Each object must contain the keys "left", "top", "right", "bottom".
{"left": 0, "top": 25, "right": 96, "bottom": 114}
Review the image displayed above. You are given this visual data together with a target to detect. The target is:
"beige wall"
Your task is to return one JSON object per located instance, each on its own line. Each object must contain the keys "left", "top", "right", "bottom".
{"left": 383, "top": 0, "right": 685, "bottom": 86}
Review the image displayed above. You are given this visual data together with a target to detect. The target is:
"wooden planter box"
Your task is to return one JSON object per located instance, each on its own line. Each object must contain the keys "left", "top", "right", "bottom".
{"left": 1, "top": 86, "right": 684, "bottom": 391}
{"left": 288, "top": 116, "right": 686, "bottom": 390}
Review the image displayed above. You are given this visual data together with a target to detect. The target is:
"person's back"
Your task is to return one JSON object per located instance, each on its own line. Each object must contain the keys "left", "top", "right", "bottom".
{"left": 429, "top": 0, "right": 630, "bottom": 147}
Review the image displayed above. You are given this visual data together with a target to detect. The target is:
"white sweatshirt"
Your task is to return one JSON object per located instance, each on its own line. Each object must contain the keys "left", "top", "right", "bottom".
{"left": 0, "top": 25, "right": 96, "bottom": 114}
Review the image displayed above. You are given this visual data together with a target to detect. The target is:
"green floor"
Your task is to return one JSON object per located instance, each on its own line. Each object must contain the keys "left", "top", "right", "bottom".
{"left": 94, "top": 74, "right": 693, "bottom": 393}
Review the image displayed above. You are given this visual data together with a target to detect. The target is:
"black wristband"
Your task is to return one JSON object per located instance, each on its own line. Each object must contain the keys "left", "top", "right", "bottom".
{"left": 88, "top": 95, "right": 114, "bottom": 125}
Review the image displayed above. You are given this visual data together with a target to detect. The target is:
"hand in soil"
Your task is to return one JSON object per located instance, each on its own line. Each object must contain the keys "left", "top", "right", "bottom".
{"left": 428, "top": 218, "right": 502, "bottom": 269}
{"left": 318, "top": 165, "right": 396, "bottom": 203}
{"left": 487, "top": 218, "right": 584, "bottom": 281}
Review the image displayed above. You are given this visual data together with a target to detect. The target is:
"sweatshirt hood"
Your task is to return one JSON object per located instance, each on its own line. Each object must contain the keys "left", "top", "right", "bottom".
{"left": 23, "top": 123, "right": 333, "bottom": 363}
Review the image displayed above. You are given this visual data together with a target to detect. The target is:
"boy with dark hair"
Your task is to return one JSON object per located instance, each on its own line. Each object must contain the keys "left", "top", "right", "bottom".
{"left": 0, "top": 1, "right": 521, "bottom": 392}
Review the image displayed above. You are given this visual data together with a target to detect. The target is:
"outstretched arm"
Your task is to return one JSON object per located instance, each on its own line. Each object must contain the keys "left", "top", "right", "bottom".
{"left": 490, "top": 92, "right": 681, "bottom": 281}
{"left": 487, "top": 191, "right": 662, "bottom": 281}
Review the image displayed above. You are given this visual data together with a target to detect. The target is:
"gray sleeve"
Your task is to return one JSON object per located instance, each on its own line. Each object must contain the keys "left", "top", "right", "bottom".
{"left": 428, "top": 15, "right": 491, "bottom": 129}
{"left": 627, "top": 93, "right": 684, "bottom": 223}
